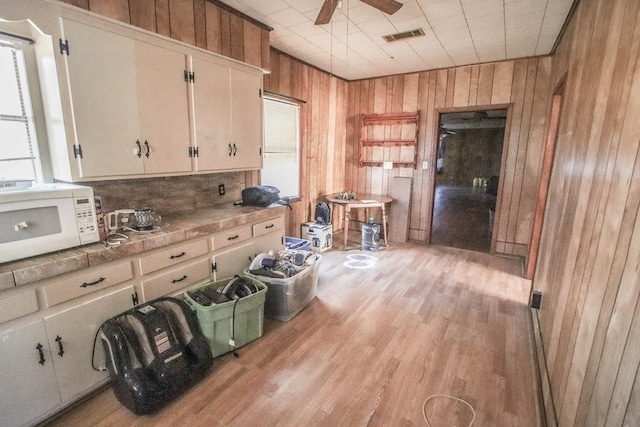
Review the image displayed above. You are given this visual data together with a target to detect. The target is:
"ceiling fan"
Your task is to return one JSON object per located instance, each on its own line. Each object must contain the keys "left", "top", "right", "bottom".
{"left": 315, "top": 0, "right": 403, "bottom": 25}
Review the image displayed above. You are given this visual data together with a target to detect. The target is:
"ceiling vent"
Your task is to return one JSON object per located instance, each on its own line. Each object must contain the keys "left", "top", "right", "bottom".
{"left": 383, "top": 28, "right": 425, "bottom": 42}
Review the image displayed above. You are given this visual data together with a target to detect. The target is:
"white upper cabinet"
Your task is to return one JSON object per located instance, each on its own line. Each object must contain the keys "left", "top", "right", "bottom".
{"left": 134, "top": 40, "right": 191, "bottom": 175}
{"left": 191, "top": 56, "right": 263, "bottom": 172}
{"left": 60, "top": 18, "right": 143, "bottom": 178}
{"left": 59, "top": 19, "right": 191, "bottom": 179}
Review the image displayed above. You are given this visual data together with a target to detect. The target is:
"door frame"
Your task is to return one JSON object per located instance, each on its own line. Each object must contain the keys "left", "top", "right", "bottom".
{"left": 527, "top": 76, "right": 566, "bottom": 279}
{"left": 428, "top": 104, "right": 513, "bottom": 252}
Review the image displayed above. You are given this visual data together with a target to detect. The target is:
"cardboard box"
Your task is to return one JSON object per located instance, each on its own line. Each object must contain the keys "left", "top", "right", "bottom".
{"left": 301, "top": 222, "right": 332, "bottom": 252}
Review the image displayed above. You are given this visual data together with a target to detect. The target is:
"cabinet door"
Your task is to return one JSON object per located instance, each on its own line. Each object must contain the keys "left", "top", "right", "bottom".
{"left": 135, "top": 41, "right": 191, "bottom": 174}
{"left": 61, "top": 19, "right": 144, "bottom": 178}
{"left": 213, "top": 242, "right": 255, "bottom": 280}
{"left": 230, "top": 68, "right": 263, "bottom": 169}
{"left": 0, "top": 321, "right": 61, "bottom": 427}
{"left": 191, "top": 57, "right": 232, "bottom": 171}
{"left": 253, "top": 231, "right": 285, "bottom": 255}
{"left": 44, "top": 286, "right": 136, "bottom": 402}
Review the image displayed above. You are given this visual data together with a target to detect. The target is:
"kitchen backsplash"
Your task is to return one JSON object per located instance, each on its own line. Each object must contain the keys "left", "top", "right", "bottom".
{"left": 84, "top": 172, "right": 245, "bottom": 216}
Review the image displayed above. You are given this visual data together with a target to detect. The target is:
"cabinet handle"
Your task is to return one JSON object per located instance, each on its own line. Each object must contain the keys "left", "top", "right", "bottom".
{"left": 36, "top": 343, "right": 46, "bottom": 365}
{"left": 172, "top": 275, "right": 188, "bottom": 284}
{"left": 144, "top": 140, "right": 150, "bottom": 158}
{"left": 135, "top": 140, "right": 142, "bottom": 158}
{"left": 227, "top": 234, "right": 239, "bottom": 240}
{"left": 228, "top": 143, "right": 233, "bottom": 156}
{"left": 232, "top": 143, "right": 237, "bottom": 156}
{"left": 55, "top": 335, "right": 65, "bottom": 357}
{"left": 265, "top": 224, "right": 274, "bottom": 229}
{"left": 80, "top": 277, "right": 106, "bottom": 288}
{"left": 169, "top": 252, "right": 186, "bottom": 259}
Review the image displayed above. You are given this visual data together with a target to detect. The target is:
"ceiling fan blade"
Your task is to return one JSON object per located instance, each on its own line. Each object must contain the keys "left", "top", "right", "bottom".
{"left": 315, "top": 0, "right": 339, "bottom": 25}
{"left": 359, "top": 0, "right": 403, "bottom": 15}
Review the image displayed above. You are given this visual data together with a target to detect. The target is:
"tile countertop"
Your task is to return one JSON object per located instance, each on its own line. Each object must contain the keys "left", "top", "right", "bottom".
{"left": 0, "top": 204, "right": 286, "bottom": 289}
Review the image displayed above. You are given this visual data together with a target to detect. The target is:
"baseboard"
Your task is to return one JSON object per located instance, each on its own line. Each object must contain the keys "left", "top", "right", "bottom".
{"left": 530, "top": 308, "right": 558, "bottom": 427}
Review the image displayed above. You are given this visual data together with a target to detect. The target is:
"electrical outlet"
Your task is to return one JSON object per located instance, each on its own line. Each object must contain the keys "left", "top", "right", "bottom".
{"left": 423, "top": 161, "right": 429, "bottom": 169}
{"left": 218, "top": 184, "right": 225, "bottom": 195}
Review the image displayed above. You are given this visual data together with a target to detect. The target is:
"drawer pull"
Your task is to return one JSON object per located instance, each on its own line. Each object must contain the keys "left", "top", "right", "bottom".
{"left": 172, "top": 275, "right": 188, "bottom": 284}
{"left": 170, "top": 252, "right": 186, "bottom": 259}
{"left": 227, "top": 234, "right": 239, "bottom": 241}
{"left": 36, "top": 343, "right": 46, "bottom": 365}
{"left": 55, "top": 335, "right": 65, "bottom": 357}
{"left": 80, "top": 277, "right": 106, "bottom": 288}
{"left": 265, "top": 224, "right": 274, "bottom": 229}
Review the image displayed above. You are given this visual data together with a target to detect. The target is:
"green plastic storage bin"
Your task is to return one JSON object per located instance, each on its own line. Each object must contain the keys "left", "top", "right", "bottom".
{"left": 184, "top": 276, "right": 267, "bottom": 357}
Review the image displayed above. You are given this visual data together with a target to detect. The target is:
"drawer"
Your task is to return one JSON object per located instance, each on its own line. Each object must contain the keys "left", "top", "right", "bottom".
{"left": 140, "top": 258, "right": 211, "bottom": 302}
{"left": 253, "top": 215, "right": 285, "bottom": 237}
{"left": 138, "top": 239, "right": 208, "bottom": 275}
{"left": 42, "top": 261, "right": 133, "bottom": 307}
{"left": 0, "top": 289, "right": 38, "bottom": 323}
{"left": 210, "top": 225, "right": 252, "bottom": 251}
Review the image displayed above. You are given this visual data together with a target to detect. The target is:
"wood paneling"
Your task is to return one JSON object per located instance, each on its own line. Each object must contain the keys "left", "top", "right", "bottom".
{"left": 346, "top": 58, "right": 551, "bottom": 259}
{"left": 533, "top": 0, "right": 640, "bottom": 425}
{"left": 58, "top": 0, "right": 271, "bottom": 69}
{"left": 264, "top": 49, "right": 348, "bottom": 238}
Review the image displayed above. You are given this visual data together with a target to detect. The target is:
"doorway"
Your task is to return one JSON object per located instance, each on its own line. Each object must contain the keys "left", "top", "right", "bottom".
{"left": 430, "top": 109, "right": 508, "bottom": 253}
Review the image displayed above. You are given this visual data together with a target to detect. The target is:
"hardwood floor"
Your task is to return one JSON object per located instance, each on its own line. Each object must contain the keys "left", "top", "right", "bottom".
{"left": 431, "top": 184, "right": 496, "bottom": 253}
{"left": 44, "top": 239, "right": 540, "bottom": 427}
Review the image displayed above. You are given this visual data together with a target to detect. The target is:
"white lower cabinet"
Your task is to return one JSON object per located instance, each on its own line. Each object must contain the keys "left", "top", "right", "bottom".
{"left": 43, "top": 286, "right": 136, "bottom": 402}
{"left": 0, "top": 285, "right": 136, "bottom": 427}
{"left": 253, "top": 231, "right": 285, "bottom": 255}
{"left": 212, "top": 242, "right": 256, "bottom": 280}
{"left": 0, "top": 320, "right": 61, "bottom": 427}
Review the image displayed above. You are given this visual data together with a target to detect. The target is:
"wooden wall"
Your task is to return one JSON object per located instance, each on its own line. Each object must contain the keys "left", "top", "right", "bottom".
{"left": 347, "top": 58, "right": 551, "bottom": 259}
{"left": 264, "top": 49, "right": 349, "bottom": 237}
{"left": 533, "top": 0, "right": 640, "bottom": 425}
{"left": 58, "top": 0, "right": 270, "bottom": 69}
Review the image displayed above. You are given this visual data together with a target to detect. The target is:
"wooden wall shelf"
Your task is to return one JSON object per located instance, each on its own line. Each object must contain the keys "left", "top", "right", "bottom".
{"left": 359, "top": 111, "right": 419, "bottom": 168}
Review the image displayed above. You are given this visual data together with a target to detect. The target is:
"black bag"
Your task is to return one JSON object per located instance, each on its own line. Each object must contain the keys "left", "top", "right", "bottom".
{"left": 241, "top": 185, "right": 280, "bottom": 207}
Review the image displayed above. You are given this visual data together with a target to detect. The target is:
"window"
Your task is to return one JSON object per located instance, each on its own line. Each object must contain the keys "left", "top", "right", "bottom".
{"left": 262, "top": 96, "right": 300, "bottom": 198}
{"left": 0, "top": 37, "right": 42, "bottom": 183}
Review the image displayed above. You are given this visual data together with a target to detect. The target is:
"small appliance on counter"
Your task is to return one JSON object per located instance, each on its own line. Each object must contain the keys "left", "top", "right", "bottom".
{"left": 105, "top": 207, "right": 162, "bottom": 246}
{"left": 106, "top": 207, "right": 162, "bottom": 233}
{"left": 0, "top": 183, "right": 99, "bottom": 263}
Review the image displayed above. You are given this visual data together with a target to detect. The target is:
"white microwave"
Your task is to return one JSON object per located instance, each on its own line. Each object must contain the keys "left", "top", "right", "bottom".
{"left": 0, "top": 183, "right": 100, "bottom": 264}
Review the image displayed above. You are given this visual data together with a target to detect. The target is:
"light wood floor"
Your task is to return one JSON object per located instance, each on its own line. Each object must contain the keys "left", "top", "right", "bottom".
{"left": 43, "top": 237, "right": 541, "bottom": 427}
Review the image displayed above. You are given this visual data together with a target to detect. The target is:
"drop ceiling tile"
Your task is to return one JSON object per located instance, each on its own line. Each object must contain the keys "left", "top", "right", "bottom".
{"left": 429, "top": 15, "right": 468, "bottom": 32}
{"left": 422, "top": 1, "right": 465, "bottom": 21}
{"left": 285, "top": 0, "right": 321, "bottom": 14}
{"left": 269, "top": 7, "right": 310, "bottom": 27}
{"left": 505, "top": 0, "right": 548, "bottom": 17}
{"left": 347, "top": 2, "right": 390, "bottom": 24}
{"left": 288, "top": 21, "right": 329, "bottom": 38}
{"left": 467, "top": 13, "right": 504, "bottom": 30}
{"left": 462, "top": 0, "right": 503, "bottom": 18}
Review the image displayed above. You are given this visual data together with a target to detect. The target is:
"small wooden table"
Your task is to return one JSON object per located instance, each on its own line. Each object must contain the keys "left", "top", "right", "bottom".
{"left": 325, "top": 193, "right": 393, "bottom": 249}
